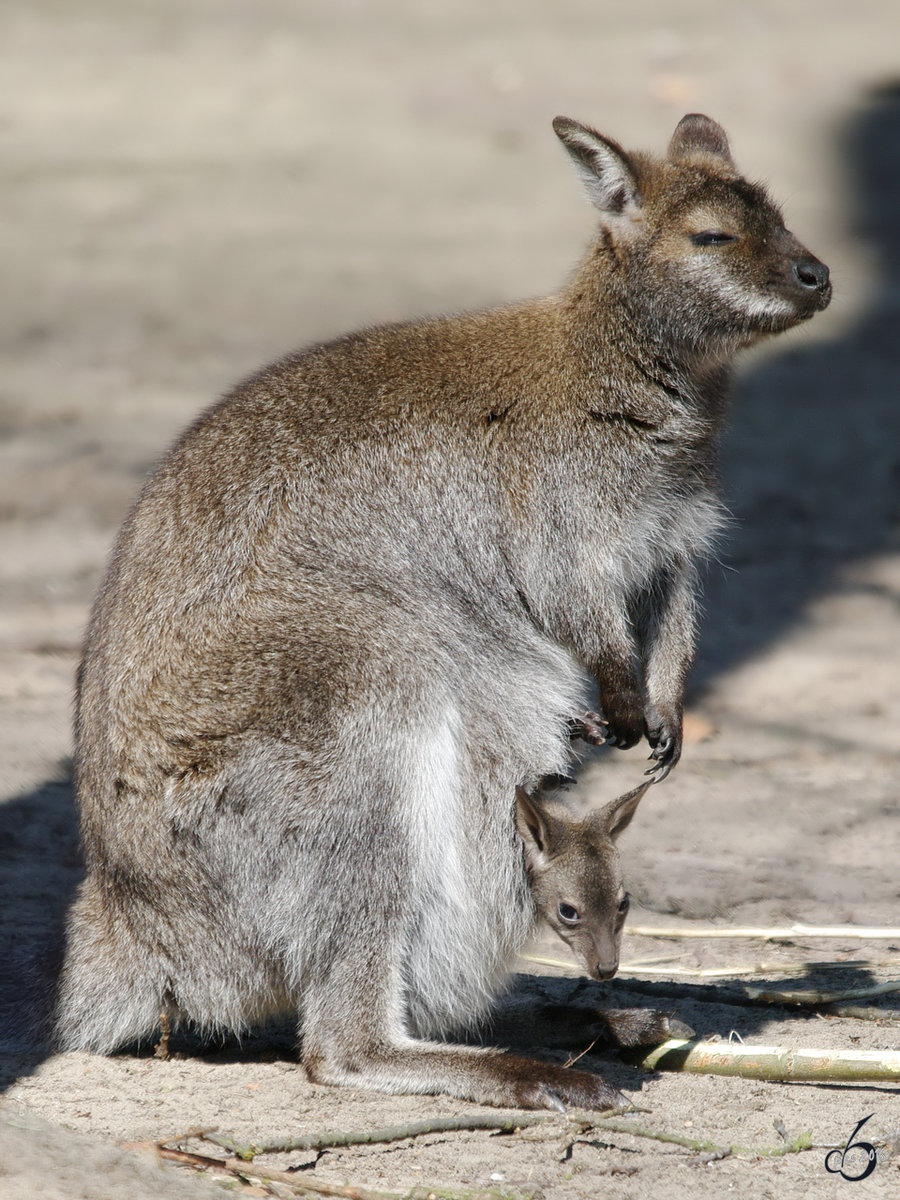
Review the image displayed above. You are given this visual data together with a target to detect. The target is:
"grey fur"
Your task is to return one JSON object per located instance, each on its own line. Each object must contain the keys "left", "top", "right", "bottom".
{"left": 55, "top": 114, "right": 831, "bottom": 1110}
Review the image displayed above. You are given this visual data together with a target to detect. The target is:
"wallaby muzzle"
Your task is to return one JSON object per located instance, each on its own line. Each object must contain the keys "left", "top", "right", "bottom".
{"left": 792, "top": 254, "right": 831, "bottom": 308}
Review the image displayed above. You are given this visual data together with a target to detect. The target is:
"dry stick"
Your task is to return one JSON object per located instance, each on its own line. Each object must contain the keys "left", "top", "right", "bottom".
{"left": 626, "top": 1038, "right": 900, "bottom": 1083}
{"left": 828, "top": 1006, "right": 900, "bottom": 1022}
{"left": 124, "top": 1144, "right": 280, "bottom": 1198}
{"left": 131, "top": 1141, "right": 408, "bottom": 1200}
{"left": 566, "top": 1119, "right": 814, "bottom": 1158}
{"left": 523, "top": 951, "right": 899, "bottom": 979}
{"left": 203, "top": 1111, "right": 598, "bottom": 1160}
{"left": 201, "top": 1119, "right": 817, "bottom": 1176}
{"left": 626, "top": 923, "right": 900, "bottom": 941}
{"left": 743, "top": 979, "right": 900, "bottom": 1006}
{"left": 136, "top": 1117, "right": 821, "bottom": 1192}
{"left": 221, "top": 1160, "right": 403, "bottom": 1200}
{"left": 612, "top": 974, "right": 900, "bottom": 1013}
{"left": 123, "top": 1141, "right": 230, "bottom": 1170}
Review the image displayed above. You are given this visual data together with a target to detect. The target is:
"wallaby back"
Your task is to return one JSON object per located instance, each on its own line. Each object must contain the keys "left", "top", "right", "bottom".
{"left": 55, "top": 114, "right": 831, "bottom": 1110}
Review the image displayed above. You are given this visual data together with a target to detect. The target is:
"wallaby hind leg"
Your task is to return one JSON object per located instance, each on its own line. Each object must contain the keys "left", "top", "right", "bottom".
{"left": 297, "top": 934, "right": 625, "bottom": 1112}
{"left": 54, "top": 876, "right": 174, "bottom": 1053}
{"left": 55, "top": 853, "right": 289, "bottom": 1053}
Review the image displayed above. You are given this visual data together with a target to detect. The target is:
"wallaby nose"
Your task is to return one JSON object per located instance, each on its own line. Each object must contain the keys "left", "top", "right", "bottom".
{"left": 594, "top": 961, "right": 618, "bottom": 982}
{"left": 793, "top": 257, "right": 830, "bottom": 293}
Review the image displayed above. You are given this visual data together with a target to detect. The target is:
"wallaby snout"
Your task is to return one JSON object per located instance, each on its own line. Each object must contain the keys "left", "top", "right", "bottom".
{"left": 792, "top": 254, "right": 831, "bottom": 303}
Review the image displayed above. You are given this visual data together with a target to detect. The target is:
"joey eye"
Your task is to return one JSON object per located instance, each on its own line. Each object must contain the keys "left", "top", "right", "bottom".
{"left": 690, "top": 231, "right": 738, "bottom": 247}
{"left": 617, "top": 893, "right": 630, "bottom": 916}
{"left": 557, "top": 902, "right": 580, "bottom": 925}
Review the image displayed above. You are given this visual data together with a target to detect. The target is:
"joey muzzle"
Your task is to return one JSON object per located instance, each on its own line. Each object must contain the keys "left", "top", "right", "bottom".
{"left": 593, "top": 959, "right": 620, "bottom": 982}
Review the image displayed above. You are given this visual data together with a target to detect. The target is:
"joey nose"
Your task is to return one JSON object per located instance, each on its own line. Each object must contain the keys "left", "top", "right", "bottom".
{"left": 793, "top": 257, "right": 830, "bottom": 293}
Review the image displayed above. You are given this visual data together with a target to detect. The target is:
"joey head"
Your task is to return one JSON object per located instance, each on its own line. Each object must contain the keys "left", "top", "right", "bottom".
{"left": 55, "top": 114, "right": 830, "bottom": 1110}
{"left": 516, "top": 778, "right": 646, "bottom": 982}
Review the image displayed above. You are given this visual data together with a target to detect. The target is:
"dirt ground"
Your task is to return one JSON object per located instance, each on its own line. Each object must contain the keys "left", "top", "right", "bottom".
{"left": 1, "top": 1, "right": 899, "bottom": 1197}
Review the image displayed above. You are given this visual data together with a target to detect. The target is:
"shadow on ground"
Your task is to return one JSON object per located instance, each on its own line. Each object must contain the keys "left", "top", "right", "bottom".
{"left": 0, "top": 775, "right": 79, "bottom": 1085}
{"left": 694, "top": 82, "right": 900, "bottom": 689}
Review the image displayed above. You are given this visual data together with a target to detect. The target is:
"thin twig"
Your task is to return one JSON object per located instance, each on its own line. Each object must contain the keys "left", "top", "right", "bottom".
{"left": 221, "top": 1161, "right": 403, "bottom": 1200}
{"left": 522, "top": 951, "right": 898, "bottom": 979}
{"left": 612, "top": 974, "right": 900, "bottom": 1013}
{"left": 563, "top": 1119, "right": 814, "bottom": 1158}
{"left": 122, "top": 1141, "right": 230, "bottom": 1170}
{"left": 563, "top": 1036, "right": 601, "bottom": 1068}
{"left": 123, "top": 1143, "right": 285, "bottom": 1197}
{"left": 140, "top": 1142, "right": 408, "bottom": 1199}
{"left": 626, "top": 923, "right": 900, "bottom": 941}
{"left": 203, "top": 1112, "right": 592, "bottom": 1159}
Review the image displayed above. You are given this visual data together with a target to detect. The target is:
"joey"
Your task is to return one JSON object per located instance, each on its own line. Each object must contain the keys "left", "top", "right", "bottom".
{"left": 516, "top": 776, "right": 680, "bottom": 1050}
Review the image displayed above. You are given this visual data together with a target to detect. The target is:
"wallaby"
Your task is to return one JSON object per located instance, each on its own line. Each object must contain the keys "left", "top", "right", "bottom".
{"left": 56, "top": 114, "right": 831, "bottom": 1109}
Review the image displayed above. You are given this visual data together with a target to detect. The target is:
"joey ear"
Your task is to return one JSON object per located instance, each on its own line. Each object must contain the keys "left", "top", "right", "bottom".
{"left": 668, "top": 113, "right": 735, "bottom": 168}
{"left": 553, "top": 116, "right": 642, "bottom": 220}
{"left": 515, "top": 788, "right": 555, "bottom": 866}
{"left": 599, "top": 781, "right": 652, "bottom": 843}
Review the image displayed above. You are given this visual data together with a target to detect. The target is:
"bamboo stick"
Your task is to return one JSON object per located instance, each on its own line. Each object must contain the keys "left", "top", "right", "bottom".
{"left": 627, "top": 1038, "right": 900, "bottom": 1082}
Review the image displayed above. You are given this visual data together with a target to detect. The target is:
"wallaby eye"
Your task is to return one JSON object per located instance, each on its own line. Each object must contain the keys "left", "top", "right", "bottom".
{"left": 690, "top": 231, "right": 738, "bottom": 247}
{"left": 557, "top": 902, "right": 580, "bottom": 925}
{"left": 617, "top": 892, "right": 630, "bottom": 916}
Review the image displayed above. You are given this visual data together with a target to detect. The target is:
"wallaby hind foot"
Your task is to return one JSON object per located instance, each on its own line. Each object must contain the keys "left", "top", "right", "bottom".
{"left": 303, "top": 1037, "right": 626, "bottom": 1113}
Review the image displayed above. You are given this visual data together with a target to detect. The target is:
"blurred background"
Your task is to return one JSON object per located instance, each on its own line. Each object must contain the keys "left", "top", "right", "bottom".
{"left": 0, "top": 0, "right": 898, "bottom": 921}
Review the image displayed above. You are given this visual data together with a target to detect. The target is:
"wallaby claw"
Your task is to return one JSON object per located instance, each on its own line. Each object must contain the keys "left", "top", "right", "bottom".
{"left": 567, "top": 710, "right": 610, "bottom": 745}
{"left": 644, "top": 757, "right": 673, "bottom": 782}
{"left": 644, "top": 726, "right": 680, "bottom": 780}
{"left": 537, "top": 1085, "right": 569, "bottom": 1114}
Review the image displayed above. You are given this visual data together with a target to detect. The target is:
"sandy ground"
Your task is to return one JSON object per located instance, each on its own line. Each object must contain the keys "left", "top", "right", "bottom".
{"left": 1, "top": 1, "right": 899, "bottom": 1197}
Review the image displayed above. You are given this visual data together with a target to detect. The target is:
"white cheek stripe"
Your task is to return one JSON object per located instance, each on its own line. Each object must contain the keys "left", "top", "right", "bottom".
{"left": 688, "top": 259, "right": 795, "bottom": 319}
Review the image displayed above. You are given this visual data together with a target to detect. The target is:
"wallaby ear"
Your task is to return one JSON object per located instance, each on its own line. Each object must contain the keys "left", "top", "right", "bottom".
{"left": 553, "top": 116, "right": 642, "bottom": 220}
{"left": 668, "top": 113, "right": 735, "bottom": 169}
{"left": 598, "top": 781, "right": 652, "bottom": 843}
{"left": 515, "top": 788, "right": 556, "bottom": 868}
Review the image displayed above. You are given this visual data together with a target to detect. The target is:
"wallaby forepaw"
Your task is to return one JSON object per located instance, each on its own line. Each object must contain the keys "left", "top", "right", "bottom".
{"left": 570, "top": 699, "right": 645, "bottom": 751}
{"left": 598, "top": 1007, "right": 690, "bottom": 1047}
{"left": 597, "top": 693, "right": 646, "bottom": 750}
{"left": 567, "top": 710, "right": 610, "bottom": 745}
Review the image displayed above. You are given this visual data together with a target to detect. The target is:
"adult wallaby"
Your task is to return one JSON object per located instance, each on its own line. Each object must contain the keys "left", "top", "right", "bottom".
{"left": 56, "top": 114, "right": 830, "bottom": 1109}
